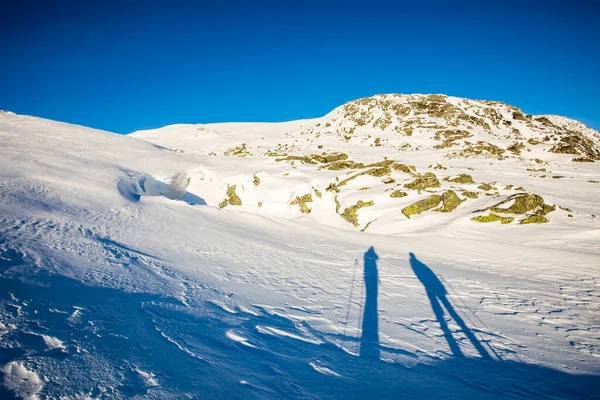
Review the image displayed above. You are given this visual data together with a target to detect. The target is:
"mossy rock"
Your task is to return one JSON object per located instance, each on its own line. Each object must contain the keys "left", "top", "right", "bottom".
{"left": 539, "top": 204, "right": 556, "bottom": 216}
{"left": 313, "top": 188, "right": 322, "bottom": 198}
{"left": 572, "top": 157, "right": 595, "bottom": 162}
{"left": 491, "top": 193, "right": 544, "bottom": 214}
{"left": 360, "top": 220, "right": 376, "bottom": 232}
{"left": 519, "top": 215, "right": 549, "bottom": 224}
{"left": 337, "top": 166, "right": 392, "bottom": 187}
{"left": 477, "top": 183, "right": 493, "bottom": 191}
{"left": 390, "top": 190, "right": 408, "bottom": 198}
{"left": 365, "top": 166, "right": 392, "bottom": 177}
{"left": 326, "top": 182, "right": 340, "bottom": 193}
{"left": 367, "top": 159, "right": 395, "bottom": 168}
{"left": 341, "top": 200, "right": 375, "bottom": 226}
{"left": 462, "top": 191, "right": 479, "bottom": 199}
{"left": 391, "top": 163, "right": 416, "bottom": 174}
{"left": 334, "top": 195, "right": 341, "bottom": 214}
{"left": 445, "top": 174, "right": 474, "bottom": 184}
{"left": 507, "top": 142, "right": 527, "bottom": 155}
{"left": 359, "top": 187, "right": 371, "bottom": 191}
{"left": 323, "top": 160, "right": 366, "bottom": 170}
{"left": 512, "top": 111, "right": 527, "bottom": 121}
{"left": 471, "top": 213, "right": 514, "bottom": 224}
{"left": 404, "top": 172, "right": 441, "bottom": 191}
{"left": 514, "top": 186, "right": 525, "bottom": 191}
{"left": 219, "top": 184, "right": 243, "bottom": 208}
{"left": 290, "top": 193, "right": 313, "bottom": 214}
{"left": 253, "top": 174, "right": 261, "bottom": 187}
{"left": 312, "top": 152, "right": 349, "bottom": 164}
{"left": 402, "top": 195, "right": 442, "bottom": 218}
{"left": 434, "top": 190, "right": 463, "bottom": 213}
{"left": 258, "top": 201, "right": 263, "bottom": 207}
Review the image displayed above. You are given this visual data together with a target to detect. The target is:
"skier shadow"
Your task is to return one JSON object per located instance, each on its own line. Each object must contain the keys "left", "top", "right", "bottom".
{"left": 360, "top": 246, "right": 380, "bottom": 359}
{"left": 409, "top": 252, "right": 491, "bottom": 359}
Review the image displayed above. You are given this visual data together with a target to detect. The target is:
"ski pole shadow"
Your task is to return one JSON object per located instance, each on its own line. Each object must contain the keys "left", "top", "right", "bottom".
{"left": 409, "top": 252, "right": 491, "bottom": 360}
{"left": 360, "top": 246, "right": 380, "bottom": 359}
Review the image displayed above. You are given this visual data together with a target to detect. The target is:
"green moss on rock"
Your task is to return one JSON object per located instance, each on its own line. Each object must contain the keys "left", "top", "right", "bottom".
{"left": 253, "top": 174, "right": 261, "bottom": 187}
{"left": 390, "top": 190, "right": 408, "bottom": 198}
{"left": 341, "top": 200, "right": 375, "bottom": 226}
{"left": 290, "top": 193, "right": 313, "bottom": 214}
{"left": 539, "top": 204, "right": 556, "bottom": 216}
{"left": 391, "top": 163, "right": 416, "bottom": 174}
{"left": 334, "top": 195, "right": 341, "bottom": 214}
{"left": 402, "top": 195, "right": 442, "bottom": 218}
{"left": 337, "top": 166, "right": 392, "bottom": 187}
{"left": 519, "top": 215, "right": 549, "bottom": 224}
{"left": 491, "top": 193, "right": 544, "bottom": 214}
{"left": 404, "top": 172, "right": 441, "bottom": 191}
{"left": 434, "top": 190, "right": 463, "bottom": 213}
{"left": 219, "top": 184, "right": 243, "bottom": 208}
{"left": 471, "top": 213, "right": 514, "bottom": 224}
{"left": 445, "top": 174, "right": 474, "bottom": 184}
{"left": 477, "top": 183, "right": 493, "bottom": 191}
{"left": 572, "top": 157, "right": 595, "bottom": 163}
{"left": 462, "top": 191, "right": 479, "bottom": 199}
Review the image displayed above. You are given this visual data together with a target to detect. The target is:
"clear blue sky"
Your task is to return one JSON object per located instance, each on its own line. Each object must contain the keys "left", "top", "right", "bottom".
{"left": 1, "top": 0, "right": 599, "bottom": 134}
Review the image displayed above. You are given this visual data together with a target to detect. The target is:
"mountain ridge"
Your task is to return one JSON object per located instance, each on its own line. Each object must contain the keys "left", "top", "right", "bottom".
{"left": 127, "top": 93, "right": 600, "bottom": 236}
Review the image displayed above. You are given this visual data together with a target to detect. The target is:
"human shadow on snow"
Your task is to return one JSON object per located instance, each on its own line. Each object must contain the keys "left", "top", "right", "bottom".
{"left": 359, "top": 246, "right": 380, "bottom": 359}
{"left": 409, "top": 252, "right": 492, "bottom": 360}
{"left": 1, "top": 242, "right": 599, "bottom": 399}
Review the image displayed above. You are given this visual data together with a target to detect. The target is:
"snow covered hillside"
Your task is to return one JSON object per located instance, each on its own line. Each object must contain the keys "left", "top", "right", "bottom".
{"left": 1, "top": 94, "right": 599, "bottom": 399}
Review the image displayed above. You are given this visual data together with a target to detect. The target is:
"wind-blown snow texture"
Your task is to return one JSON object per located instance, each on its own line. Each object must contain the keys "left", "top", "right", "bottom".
{"left": 1, "top": 94, "right": 599, "bottom": 399}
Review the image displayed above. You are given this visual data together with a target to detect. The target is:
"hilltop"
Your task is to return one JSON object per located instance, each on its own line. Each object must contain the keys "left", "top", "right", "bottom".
{"left": 0, "top": 98, "right": 599, "bottom": 399}
{"left": 130, "top": 94, "right": 600, "bottom": 242}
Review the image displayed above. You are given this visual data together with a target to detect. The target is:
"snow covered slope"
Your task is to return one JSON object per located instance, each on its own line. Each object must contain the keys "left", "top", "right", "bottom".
{"left": 1, "top": 98, "right": 600, "bottom": 399}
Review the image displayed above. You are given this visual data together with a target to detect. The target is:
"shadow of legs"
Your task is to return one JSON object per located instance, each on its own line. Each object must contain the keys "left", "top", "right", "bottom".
{"left": 439, "top": 296, "right": 491, "bottom": 360}
{"left": 428, "top": 292, "right": 464, "bottom": 358}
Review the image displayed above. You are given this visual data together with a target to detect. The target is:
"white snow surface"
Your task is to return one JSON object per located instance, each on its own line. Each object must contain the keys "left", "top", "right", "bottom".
{"left": 1, "top": 99, "right": 600, "bottom": 399}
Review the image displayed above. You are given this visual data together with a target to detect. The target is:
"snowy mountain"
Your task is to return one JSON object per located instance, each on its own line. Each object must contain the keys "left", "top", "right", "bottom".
{"left": 131, "top": 94, "right": 600, "bottom": 240}
{"left": 0, "top": 95, "right": 599, "bottom": 399}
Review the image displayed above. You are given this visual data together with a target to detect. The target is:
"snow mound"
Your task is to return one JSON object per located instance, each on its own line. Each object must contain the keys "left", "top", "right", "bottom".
{"left": 2, "top": 362, "right": 44, "bottom": 400}
{"left": 117, "top": 171, "right": 206, "bottom": 205}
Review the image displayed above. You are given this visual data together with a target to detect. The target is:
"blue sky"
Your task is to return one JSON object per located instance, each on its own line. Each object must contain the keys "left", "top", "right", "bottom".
{"left": 1, "top": 0, "right": 599, "bottom": 134}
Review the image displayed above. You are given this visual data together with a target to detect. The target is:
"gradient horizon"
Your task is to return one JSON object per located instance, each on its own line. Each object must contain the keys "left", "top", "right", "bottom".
{"left": 1, "top": 0, "right": 599, "bottom": 134}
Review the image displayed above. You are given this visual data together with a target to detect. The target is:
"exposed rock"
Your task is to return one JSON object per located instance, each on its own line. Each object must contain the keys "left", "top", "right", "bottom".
{"left": 390, "top": 190, "right": 408, "bottom": 198}
{"left": 219, "top": 185, "right": 243, "bottom": 208}
{"left": 402, "top": 195, "right": 442, "bottom": 218}
{"left": 404, "top": 172, "right": 441, "bottom": 191}
{"left": 519, "top": 215, "right": 549, "bottom": 224}
{"left": 434, "top": 190, "right": 463, "bottom": 213}
{"left": 491, "top": 193, "right": 544, "bottom": 214}
{"left": 462, "top": 191, "right": 479, "bottom": 199}
{"left": 471, "top": 213, "right": 514, "bottom": 224}
{"left": 290, "top": 193, "right": 313, "bottom": 214}
{"left": 341, "top": 200, "right": 375, "bottom": 226}
{"left": 445, "top": 174, "right": 474, "bottom": 184}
